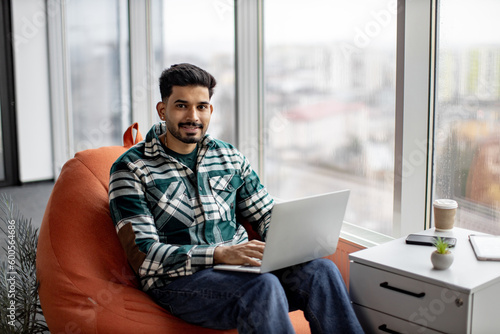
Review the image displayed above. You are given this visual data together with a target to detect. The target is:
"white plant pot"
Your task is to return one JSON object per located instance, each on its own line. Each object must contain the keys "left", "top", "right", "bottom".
{"left": 431, "top": 250, "right": 454, "bottom": 270}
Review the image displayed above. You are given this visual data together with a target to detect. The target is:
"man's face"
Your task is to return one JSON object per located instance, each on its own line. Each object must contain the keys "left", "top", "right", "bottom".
{"left": 157, "top": 85, "right": 213, "bottom": 151}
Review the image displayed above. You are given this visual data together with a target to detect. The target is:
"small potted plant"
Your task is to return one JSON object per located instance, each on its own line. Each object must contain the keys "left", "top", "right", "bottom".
{"left": 431, "top": 237, "right": 454, "bottom": 270}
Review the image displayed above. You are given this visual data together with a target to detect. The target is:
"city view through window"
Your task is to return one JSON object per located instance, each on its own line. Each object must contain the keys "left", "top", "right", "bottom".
{"left": 434, "top": 0, "right": 500, "bottom": 234}
{"left": 264, "top": 0, "right": 397, "bottom": 235}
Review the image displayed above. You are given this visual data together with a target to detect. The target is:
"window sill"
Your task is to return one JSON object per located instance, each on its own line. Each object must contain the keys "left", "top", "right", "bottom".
{"left": 340, "top": 222, "right": 394, "bottom": 249}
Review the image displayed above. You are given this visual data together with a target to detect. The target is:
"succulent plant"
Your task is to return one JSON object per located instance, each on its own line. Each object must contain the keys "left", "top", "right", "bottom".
{"left": 433, "top": 236, "right": 451, "bottom": 254}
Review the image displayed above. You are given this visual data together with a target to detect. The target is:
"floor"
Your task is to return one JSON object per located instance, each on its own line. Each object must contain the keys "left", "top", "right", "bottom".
{"left": 1, "top": 180, "right": 55, "bottom": 230}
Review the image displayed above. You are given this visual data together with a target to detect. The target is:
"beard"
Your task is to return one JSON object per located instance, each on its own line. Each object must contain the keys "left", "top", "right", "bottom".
{"left": 167, "top": 121, "right": 205, "bottom": 144}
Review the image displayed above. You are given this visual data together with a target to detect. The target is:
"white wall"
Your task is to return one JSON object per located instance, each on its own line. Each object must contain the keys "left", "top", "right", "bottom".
{"left": 11, "top": 0, "right": 53, "bottom": 182}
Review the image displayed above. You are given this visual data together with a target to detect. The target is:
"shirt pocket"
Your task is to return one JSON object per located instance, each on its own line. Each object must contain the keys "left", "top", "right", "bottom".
{"left": 209, "top": 174, "right": 244, "bottom": 222}
{"left": 146, "top": 181, "right": 194, "bottom": 231}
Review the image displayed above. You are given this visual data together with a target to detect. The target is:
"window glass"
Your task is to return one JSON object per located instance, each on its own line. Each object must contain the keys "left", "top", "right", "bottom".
{"left": 264, "top": 0, "right": 397, "bottom": 235}
{"left": 434, "top": 0, "right": 500, "bottom": 233}
{"left": 151, "top": 0, "right": 236, "bottom": 144}
{"left": 66, "top": 0, "right": 130, "bottom": 152}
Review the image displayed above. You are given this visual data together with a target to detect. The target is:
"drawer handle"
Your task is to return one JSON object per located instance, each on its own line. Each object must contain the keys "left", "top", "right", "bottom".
{"left": 378, "top": 324, "right": 402, "bottom": 334}
{"left": 380, "top": 282, "right": 425, "bottom": 298}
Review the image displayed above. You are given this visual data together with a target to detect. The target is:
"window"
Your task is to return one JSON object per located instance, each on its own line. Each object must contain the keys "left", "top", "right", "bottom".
{"left": 41, "top": 0, "right": 495, "bottom": 238}
{"left": 264, "top": 0, "right": 397, "bottom": 235}
{"left": 151, "top": 0, "right": 236, "bottom": 144}
{"left": 434, "top": 0, "right": 500, "bottom": 233}
{"left": 66, "top": 0, "right": 130, "bottom": 153}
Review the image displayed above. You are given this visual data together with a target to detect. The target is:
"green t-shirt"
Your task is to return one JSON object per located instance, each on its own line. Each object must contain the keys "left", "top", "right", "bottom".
{"left": 164, "top": 145, "right": 198, "bottom": 171}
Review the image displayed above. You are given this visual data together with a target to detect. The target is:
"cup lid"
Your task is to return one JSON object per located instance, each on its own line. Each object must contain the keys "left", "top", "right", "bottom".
{"left": 433, "top": 199, "right": 458, "bottom": 209}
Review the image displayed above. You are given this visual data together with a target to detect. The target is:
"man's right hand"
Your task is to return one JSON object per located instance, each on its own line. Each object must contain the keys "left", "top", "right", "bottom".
{"left": 213, "top": 240, "right": 265, "bottom": 266}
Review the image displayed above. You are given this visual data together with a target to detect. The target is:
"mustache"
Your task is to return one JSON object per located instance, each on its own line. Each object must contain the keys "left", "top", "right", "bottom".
{"left": 179, "top": 122, "right": 203, "bottom": 129}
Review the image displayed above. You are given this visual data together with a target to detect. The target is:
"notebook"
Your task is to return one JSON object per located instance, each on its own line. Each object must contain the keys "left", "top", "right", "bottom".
{"left": 213, "top": 189, "right": 350, "bottom": 274}
{"left": 469, "top": 234, "right": 500, "bottom": 261}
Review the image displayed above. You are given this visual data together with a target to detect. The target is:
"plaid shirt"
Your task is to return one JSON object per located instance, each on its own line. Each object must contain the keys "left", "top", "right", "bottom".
{"left": 109, "top": 123, "right": 273, "bottom": 291}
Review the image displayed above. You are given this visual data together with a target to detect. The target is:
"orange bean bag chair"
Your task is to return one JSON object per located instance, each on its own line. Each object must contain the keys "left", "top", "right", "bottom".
{"left": 36, "top": 123, "right": 310, "bottom": 333}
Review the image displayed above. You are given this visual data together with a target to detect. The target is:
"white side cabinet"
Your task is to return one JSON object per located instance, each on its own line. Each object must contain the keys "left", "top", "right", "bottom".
{"left": 349, "top": 228, "right": 500, "bottom": 333}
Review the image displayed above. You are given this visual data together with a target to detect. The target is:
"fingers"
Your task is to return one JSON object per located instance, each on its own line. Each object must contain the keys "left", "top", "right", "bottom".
{"left": 213, "top": 240, "right": 266, "bottom": 265}
{"left": 245, "top": 257, "right": 263, "bottom": 267}
{"left": 246, "top": 240, "right": 265, "bottom": 255}
{"left": 242, "top": 240, "right": 265, "bottom": 262}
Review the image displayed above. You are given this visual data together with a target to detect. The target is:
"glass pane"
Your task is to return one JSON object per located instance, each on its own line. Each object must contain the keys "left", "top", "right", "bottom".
{"left": 66, "top": 0, "right": 130, "bottom": 152}
{"left": 151, "top": 0, "right": 236, "bottom": 144}
{"left": 434, "top": 0, "right": 500, "bottom": 233}
{"left": 264, "top": 0, "right": 397, "bottom": 235}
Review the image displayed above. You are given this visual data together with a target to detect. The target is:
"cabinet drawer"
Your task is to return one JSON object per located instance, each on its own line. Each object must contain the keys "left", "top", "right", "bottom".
{"left": 350, "top": 262, "right": 470, "bottom": 334}
{"left": 353, "top": 304, "right": 443, "bottom": 334}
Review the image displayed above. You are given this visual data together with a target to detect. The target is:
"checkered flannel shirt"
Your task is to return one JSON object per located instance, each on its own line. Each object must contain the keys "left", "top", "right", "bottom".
{"left": 109, "top": 123, "right": 273, "bottom": 291}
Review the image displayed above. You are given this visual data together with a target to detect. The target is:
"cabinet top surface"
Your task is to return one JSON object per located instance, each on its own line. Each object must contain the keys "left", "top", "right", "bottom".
{"left": 349, "top": 227, "right": 500, "bottom": 292}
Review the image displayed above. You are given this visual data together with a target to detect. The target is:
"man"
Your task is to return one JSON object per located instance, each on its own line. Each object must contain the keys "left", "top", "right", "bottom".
{"left": 109, "top": 63, "right": 363, "bottom": 333}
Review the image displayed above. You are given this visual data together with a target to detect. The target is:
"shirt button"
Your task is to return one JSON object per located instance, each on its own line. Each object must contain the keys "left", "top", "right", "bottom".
{"left": 199, "top": 186, "right": 203, "bottom": 192}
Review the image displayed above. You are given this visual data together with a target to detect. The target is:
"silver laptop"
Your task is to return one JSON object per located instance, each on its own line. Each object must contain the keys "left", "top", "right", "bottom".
{"left": 213, "top": 189, "right": 350, "bottom": 274}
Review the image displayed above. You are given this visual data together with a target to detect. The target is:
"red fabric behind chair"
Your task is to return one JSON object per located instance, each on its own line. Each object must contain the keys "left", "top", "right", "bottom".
{"left": 36, "top": 123, "right": 310, "bottom": 333}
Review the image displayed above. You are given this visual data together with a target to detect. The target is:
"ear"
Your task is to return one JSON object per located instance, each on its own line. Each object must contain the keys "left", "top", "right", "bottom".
{"left": 210, "top": 104, "right": 214, "bottom": 115}
{"left": 156, "top": 101, "right": 166, "bottom": 120}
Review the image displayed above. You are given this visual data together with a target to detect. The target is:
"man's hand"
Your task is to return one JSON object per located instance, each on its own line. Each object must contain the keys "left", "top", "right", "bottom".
{"left": 214, "top": 240, "right": 265, "bottom": 266}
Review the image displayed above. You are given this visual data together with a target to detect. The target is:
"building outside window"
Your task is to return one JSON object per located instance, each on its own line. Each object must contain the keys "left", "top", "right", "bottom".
{"left": 434, "top": 0, "right": 500, "bottom": 234}
{"left": 264, "top": 0, "right": 397, "bottom": 236}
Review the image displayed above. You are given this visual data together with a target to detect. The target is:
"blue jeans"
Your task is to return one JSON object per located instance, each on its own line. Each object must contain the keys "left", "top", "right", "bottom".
{"left": 148, "top": 259, "right": 364, "bottom": 334}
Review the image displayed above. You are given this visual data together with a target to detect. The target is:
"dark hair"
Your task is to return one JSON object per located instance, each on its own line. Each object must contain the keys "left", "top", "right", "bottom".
{"left": 159, "top": 63, "right": 217, "bottom": 100}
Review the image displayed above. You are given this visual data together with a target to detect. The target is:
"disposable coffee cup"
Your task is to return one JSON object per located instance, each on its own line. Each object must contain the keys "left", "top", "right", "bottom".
{"left": 433, "top": 199, "right": 458, "bottom": 231}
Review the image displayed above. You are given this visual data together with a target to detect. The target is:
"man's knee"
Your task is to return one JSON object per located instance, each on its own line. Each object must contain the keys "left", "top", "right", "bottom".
{"left": 305, "top": 259, "right": 342, "bottom": 278}
{"left": 308, "top": 258, "right": 336, "bottom": 270}
{"left": 312, "top": 259, "right": 346, "bottom": 286}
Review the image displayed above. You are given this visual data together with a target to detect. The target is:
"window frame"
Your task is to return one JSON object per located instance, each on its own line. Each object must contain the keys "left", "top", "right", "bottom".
{"left": 393, "top": 0, "right": 437, "bottom": 236}
{"left": 47, "top": 0, "right": 72, "bottom": 178}
{"left": 235, "top": 0, "right": 264, "bottom": 174}
{"left": 0, "top": 0, "right": 19, "bottom": 187}
{"left": 130, "top": 0, "right": 156, "bottom": 134}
